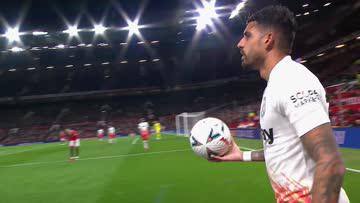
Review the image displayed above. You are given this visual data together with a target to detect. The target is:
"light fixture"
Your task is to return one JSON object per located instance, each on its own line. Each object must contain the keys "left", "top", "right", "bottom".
{"left": 323, "top": 2, "right": 331, "bottom": 7}
{"left": 126, "top": 21, "right": 140, "bottom": 36}
{"left": 27, "top": 67, "right": 36, "bottom": 70}
{"left": 93, "top": 24, "right": 107, "bottom": 35}
{"left": 4, "top": 27, "right": 21, "bottom": 42}
{"left": 8, "top": 68, "right": 16, "bottom": 72}
{"left": 32, "top": 31, "right": 48, "bottom": 36}
{"left": 196, "top": 0, "right": 218, "bottom": 30}
{"left": 120, "top": 60, "right": 128, "bottom": 64}
{"left": 302, "top": 4, "right": 309, "bottom": 7}
{"left": 229, "top": 1, "right": 246, "bottom": 19}
{"left": 10, "top": 46, "right": 24, "bottom": 52}
{"left": 63, "top": 25, "right": 79, "bottom": 37}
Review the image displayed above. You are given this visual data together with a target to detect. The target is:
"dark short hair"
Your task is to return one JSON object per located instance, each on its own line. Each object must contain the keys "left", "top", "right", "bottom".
{"left": 247, "top": 5, "right": 297, "bottom": 54}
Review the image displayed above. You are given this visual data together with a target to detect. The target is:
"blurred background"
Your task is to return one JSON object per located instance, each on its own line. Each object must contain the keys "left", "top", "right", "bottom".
{"left": 0, "top": 0, "right": 358, "bottom": 145}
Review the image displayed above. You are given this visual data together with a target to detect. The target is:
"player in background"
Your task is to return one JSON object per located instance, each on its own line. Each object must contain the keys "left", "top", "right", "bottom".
{"left": 108, "top": 125, "right": 116, "bottom": 144}
{"left": 97, "top": 128, "right": 104, "bottom": 141}
{"left": 59, "top": 130, "right": 66, "bottom": 145}
{"left": 138, "top": 118, "right": 150, "bottom": 150}
{"left": 153, "top": 121, "right": 162, "bottom": 140}
{"left": 211, "top": 5, "right": 348, "bottom": 203}
{"left": 65, "top": 129, "right": 80, "bottom": 160}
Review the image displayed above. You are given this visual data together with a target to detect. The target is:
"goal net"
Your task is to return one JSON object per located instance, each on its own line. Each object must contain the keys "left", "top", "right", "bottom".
{"left": 175, "top": 112, "right": 205, "bottom": 136}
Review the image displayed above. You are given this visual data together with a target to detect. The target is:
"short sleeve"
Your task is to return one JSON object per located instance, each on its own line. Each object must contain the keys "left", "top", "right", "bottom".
{"left": 278, "top": 84, "right": 330, "bottom": 137}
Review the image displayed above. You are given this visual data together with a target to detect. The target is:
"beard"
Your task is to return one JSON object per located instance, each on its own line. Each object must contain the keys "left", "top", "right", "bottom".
{"left": 241, "top": 52, "right": 262, "bottom": 70}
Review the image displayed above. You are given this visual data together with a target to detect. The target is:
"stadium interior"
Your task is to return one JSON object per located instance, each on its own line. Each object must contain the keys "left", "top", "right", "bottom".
{"left": 0, "top": 0, "right": 359, "bottom": 202}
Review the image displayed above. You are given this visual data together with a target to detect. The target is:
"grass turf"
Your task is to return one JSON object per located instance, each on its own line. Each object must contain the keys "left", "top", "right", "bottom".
{"left": 0, "top": 134, "right": 359, "bottom": 203}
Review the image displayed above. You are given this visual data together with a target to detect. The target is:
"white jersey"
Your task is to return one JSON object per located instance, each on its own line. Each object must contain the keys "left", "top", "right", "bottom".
{"left": 260, "top": 56, "right": 349, "bottom": 203}
{"left": 108, "top": 127, "right": 115, "bottom": 134}
{"left": 138, "top": 122, "right": 149, "bottom": 132}
{"left": 97, "top": 129, "right": 104, "bottom": 135}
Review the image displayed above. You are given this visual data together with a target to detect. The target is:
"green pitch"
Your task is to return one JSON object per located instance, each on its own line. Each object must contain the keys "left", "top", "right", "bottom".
{"left": 0, "top": 135, "right": 359, "bottom": 203}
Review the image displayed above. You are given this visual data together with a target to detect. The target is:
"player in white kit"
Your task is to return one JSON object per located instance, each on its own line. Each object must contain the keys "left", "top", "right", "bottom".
{"left": 97, "top": 129, "right": 104, "bottom": 141}
{"left": 138, "top": 119, "right": 150, "bottom": 150}
{"left": 108, "top": 126, "right": 116, "bottom": 144}
{"left": 211, "top": 6, "right": 349, "bottom": 203}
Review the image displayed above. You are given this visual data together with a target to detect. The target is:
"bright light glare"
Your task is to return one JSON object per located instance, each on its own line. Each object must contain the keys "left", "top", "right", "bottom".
{"left": 4, "top": 27, "right": 21, "bottom": 42}
{"left": 63, "top": 25, "right": 79, "bottom": 36}
{"left": 127, "top": 21, "right": 140, "bottom": 36}
{"left": 10, "top": 46, "right": 24, "bottom": 52}
{"left": 32, "top": 31, "right": 48, "bottom": 36}
{"left": 93, "top": 24, "right": 107, "bottom": 35}
{"left": 196, "top": 0, "right": 218, "bottom": 30}
{"left": 229, "top": 1, "right": 246, "bottom": 19}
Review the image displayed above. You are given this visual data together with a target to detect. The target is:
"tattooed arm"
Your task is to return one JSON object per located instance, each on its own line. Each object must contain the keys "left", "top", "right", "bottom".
{"left": 301, "top": 123, "right": 345, "bottom": 203}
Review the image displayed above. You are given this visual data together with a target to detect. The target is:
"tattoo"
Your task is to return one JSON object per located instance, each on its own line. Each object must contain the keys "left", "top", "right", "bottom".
{"left": 251, "top": 150, "right": 265, "bottom": 161}
{"left": 301, "top": 123, "right": 345, "bottom": 203}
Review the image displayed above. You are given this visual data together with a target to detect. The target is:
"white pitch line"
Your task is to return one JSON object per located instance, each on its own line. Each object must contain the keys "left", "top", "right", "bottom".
{"left": 0, "top": 144, "right": 55, "bottom": 157}
{"left": 346, "top": 168, "right": 360, "bottom": 173}
{"left": 131, "top": 137, "right": 140, "bottom": 145}
{"left": 0, "top": 148, "right": 190, "bottom": 168}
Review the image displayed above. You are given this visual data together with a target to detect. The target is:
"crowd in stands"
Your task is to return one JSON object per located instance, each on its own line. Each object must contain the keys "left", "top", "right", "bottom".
{"left": 0, "top": 75, "right": 358, "bottom": 146}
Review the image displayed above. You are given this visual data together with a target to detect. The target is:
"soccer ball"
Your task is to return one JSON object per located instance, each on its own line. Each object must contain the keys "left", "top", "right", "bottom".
{"left": 189, "top": 117, "right": 232, "bottom": 159}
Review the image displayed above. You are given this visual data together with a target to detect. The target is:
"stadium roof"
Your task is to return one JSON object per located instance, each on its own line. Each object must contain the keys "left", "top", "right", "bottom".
{"left": 0, "top": 0, "right": 358, "bottom": 98}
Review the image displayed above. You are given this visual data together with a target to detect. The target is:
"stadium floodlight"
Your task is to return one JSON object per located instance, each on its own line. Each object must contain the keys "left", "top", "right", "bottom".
{"left": 32, "top": 31, "right": 48, "bottom": 36}
{"left": 56, "top": 44, "right": 65, "bottom": 49}
{"left": 93, "top": 24, "right": 107, "bottom": 35}
{"left": 4, "top": 27, "right": 21, "bottom": 42}
{"left": 302, "top": 4, "right": 309, "bottom": 7}
{"left": 335, "top": 44, "right": 345, "bottom": 48}
{"left": 229, "top": 1, "right": 246, "bottom": 19}
{"left": 63, "top": 25, "right": 79, "bottom": 37}
{"left": 196, "top": 0, "right": 218, "bottom": 30}
{"left": 10, "top": 46, "right": 24, "bottom": 52}
{"left": 323, "top": 2, "right": 331, "bottom": 7}
{"left": 303, "top": 12, "right": 310, "bottom": 16}
{"left": 126, "top": 21, "right": 140, "bottom": 36}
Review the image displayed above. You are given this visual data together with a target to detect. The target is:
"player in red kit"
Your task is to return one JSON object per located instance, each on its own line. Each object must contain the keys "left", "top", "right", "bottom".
{"left": 65, "top": 129, "right": 80, "bottom": 160}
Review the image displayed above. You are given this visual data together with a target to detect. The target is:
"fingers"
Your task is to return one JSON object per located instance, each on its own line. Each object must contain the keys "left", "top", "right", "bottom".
{"left": 208, "top": 155, "right": 223, "bottom": 162}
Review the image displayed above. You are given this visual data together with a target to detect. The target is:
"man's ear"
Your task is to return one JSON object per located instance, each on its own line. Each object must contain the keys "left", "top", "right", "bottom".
{"left": 264, "top": 32, "right": 275, "bottom": 51}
